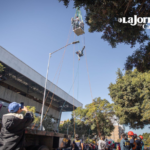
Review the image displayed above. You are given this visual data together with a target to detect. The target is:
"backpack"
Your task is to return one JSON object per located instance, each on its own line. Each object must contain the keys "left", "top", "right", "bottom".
{"left": 124, "top": 139, "right": 131, "bottom": 149}
{"left": 132, "top": 140, "right": 137, "bottom": 150}
{"left": 62, "top": 138, "right": 69, "bottom": 147}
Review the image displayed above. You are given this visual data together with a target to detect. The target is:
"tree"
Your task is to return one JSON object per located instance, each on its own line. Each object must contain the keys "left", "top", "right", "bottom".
{"left": 24, "top": 107, "right": 56, "bottom": 131}
{"left": 108, "top": 69, "right": 150, "bottom": 129}
{"left": 117, "top": 139, "right": 121, "bottom": 143}
{"left": 73, "top": 98, "right": 114, "bottom": 136}
{"left": 59, "top": 0, "right": 149, "bottom": 48}
{"left": 59, "top": 118, "right": 92, "bottom": 138}
{"left": 141, "top": 133, "right": 150, "bottom": 145}
{"left": 0, "top": 63, "right": 4, "bottom": 72}
{"left": 43, "top": 115, "right": 56, "bottom": 131}
{"left": 59, "top": 119, "right": 71, "bottom": 134}
{"left": 22, "top": 106, "right": 40, "bottom": 125}
{"left": 125, "top": 42, "right": 150, "bottom": 72}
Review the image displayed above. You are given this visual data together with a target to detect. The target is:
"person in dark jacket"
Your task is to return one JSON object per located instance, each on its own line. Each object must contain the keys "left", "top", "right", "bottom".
{"left": 73, "top": 134, "right": 83, "bottom": 150}
{"left": 132, "top": 134, "right": 137, "bottom": 150}
{"left": 120, "top": 133, "right": 132, "bottom": 150}
{"left": 136, "top": 137, "right": 141, "bottom": 150}
{"left": 67, "top": 135, "right": 71, "bottom": 150}
{"left": 0, "top": 102, "right": 34, "bottom": 150}
{"left": 61, "top": 134, "right": 71, "bottom": 150}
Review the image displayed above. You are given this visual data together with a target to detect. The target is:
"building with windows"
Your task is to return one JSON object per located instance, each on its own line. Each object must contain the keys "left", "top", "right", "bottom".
{"left": 0, "top": 46, "right": 83, "bottom": 131}
{"left": 107, "top": 116, "right": 125, "bottom": 142}
{"left": 60, "top": 121, "right": 65, "bottom": 125}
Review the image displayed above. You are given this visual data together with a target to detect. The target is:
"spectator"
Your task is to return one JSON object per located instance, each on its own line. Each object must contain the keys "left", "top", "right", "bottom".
{"left": 97, "top": 135, "right": 106, "bottom": 150}
{"left": 128, "top": 131, "right": 135, "bottom": 150}
{"left": 136, "top": 137, "right": 142, "bottom": 150}
{"left": 0, "top": 102, "right": 34, "bottom": 150}
{"left": 61, "top": 134, "right": 70, "bottom": 150}
{"left": 120, "top": 133, "right": 131, "bottom": 150}
{"left": 132, "top": 134, "right": 137, "bottom": 150}
{"left": 73, "top": 134, "right": 83, "bottom": 150}
{"left": 139, "top": 136, "right": 144, "bottom": 150}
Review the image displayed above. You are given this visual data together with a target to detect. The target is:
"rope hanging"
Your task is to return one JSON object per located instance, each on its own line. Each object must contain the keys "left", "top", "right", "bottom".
{"left": 74, "top": 7, "right": 83, "bottom": 22}
{"left": 42, "top": 29, "right": 72, "bottom": 122}
{"left": 73, "top": 33, "right": 76, "bottom": 137}
{"left": 36, "top": 25, "right": 72, "bottom": 129}
{"left": 57, "top": 60, "right": 80, "bottom": 132}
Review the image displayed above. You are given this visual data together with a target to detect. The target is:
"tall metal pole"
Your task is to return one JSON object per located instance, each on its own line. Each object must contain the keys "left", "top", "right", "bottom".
{"left": 39, "top": 41, "right": 79, "bottom": 131}
{"left": 40, "top": 53, "right": 52, "bottom": 130}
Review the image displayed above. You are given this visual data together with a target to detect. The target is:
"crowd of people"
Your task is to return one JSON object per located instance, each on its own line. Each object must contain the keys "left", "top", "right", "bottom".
{"left": 120, "top": 132, "right": 144, "bottom": 150}
{"left": 60, "top": 131, "right": 145, "bottom": 150}
{"left": 0, "top": 102, "right": 146, "bottom": 150}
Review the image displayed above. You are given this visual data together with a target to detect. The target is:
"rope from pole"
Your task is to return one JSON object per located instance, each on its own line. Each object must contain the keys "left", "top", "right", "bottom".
{"left": 73, "top": 33, "right": 76, "bottom": 136}
{"left": 58, "top": 60, "right": 80, "bottom": 131}
{"left": 41, "top": 29, "right": 72, "bottom": 123}
{"left": 84, "top": 35, "right": 93, "bottom": 100}
{"left": 83, "top": 34, "right": 101, "bottom": 136}
{"left": 37, "top": 25, "right": 72, "bottom": 129}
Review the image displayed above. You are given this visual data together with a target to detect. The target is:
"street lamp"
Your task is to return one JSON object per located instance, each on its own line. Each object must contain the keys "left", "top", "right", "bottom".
{"left": 39, "top": 41, "right": 80, "bottom": 130}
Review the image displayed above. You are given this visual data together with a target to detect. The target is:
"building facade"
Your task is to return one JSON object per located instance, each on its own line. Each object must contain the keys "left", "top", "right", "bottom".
{"left": 0, "top": 46, "right": 83, "bottom": 131}
{"left": 107, "top": 116, "right": 125, "bottom": 142}
{"left": 107, "top": 125, "right": 125, "bottom": 142}
{"left": 60, "top": 121, "right": 64, "bottom": 125}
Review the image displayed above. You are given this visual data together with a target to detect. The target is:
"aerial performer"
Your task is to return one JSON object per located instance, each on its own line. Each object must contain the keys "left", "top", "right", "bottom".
{"left": 71, "top": 7, "right": 85, "bottom": 36}
{"left": 76, "top": 46, "right": 85, "bottom": 60}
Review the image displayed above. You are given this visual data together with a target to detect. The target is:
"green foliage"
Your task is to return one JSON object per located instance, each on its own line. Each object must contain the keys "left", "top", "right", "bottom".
{"left": 73, "top": 98, "right": 115, "bottom": 136}
{"left": 141, "top": 133, "right": 150, "bottom": 145}
{"left": 59, "top": 118, "right": 92, "bottom": 138}
{"left": 22, "top": 106, "right": 55, "bottom": 131}
{"left": 125, "top": 42, "right": 150, "bottom": 72}
{"left": 59, "top": 119, "right": 73, "bottom": 135}
{"left": 0, "top": 63, "right": 4, "bottom": 72}
{"left": 116, "top": 68, "right": 123, "bottom": 79}
{"left": 43, "top": 115, "right": 56, "bottom": 131}
{"left": 59, "top": 0, "right": 149, "bottom": 48}
{"left": 84, "top": 138, "right": 94, "bottom": 144}
{"left": 22, "top": 106, "right": 40, "bottom": 124}
{"left": 108, "top": 69, "right": 150, "bottom": 129}
{"left": 117, "top": 139, "right": 121, "bottom": 143}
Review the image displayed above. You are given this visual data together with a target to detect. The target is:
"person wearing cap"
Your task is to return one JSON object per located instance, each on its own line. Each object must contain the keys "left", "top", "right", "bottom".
{"left": 120, "top": 133, "right": 131, "bottom": 150}
{"left": 128, "top": 131, "right": 135, "bottom": 150}
{"left": 73, "top": 134, "right": 83, "bottom": 150}
{"left": 139, "top": 136, "right": 144, "bottom": 150}
{"left": 0, "top": 102, "right": 34, "bottom": 150}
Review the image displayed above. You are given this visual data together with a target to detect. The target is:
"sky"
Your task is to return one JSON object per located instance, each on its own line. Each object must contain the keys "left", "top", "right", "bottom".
{"left": 0, "top": 0, "right": 149, "bottom": 135}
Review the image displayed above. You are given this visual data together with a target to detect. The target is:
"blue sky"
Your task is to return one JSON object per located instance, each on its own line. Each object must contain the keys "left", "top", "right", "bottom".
{"left": 0, "top": 0, "right": 149, "bottom": 135}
